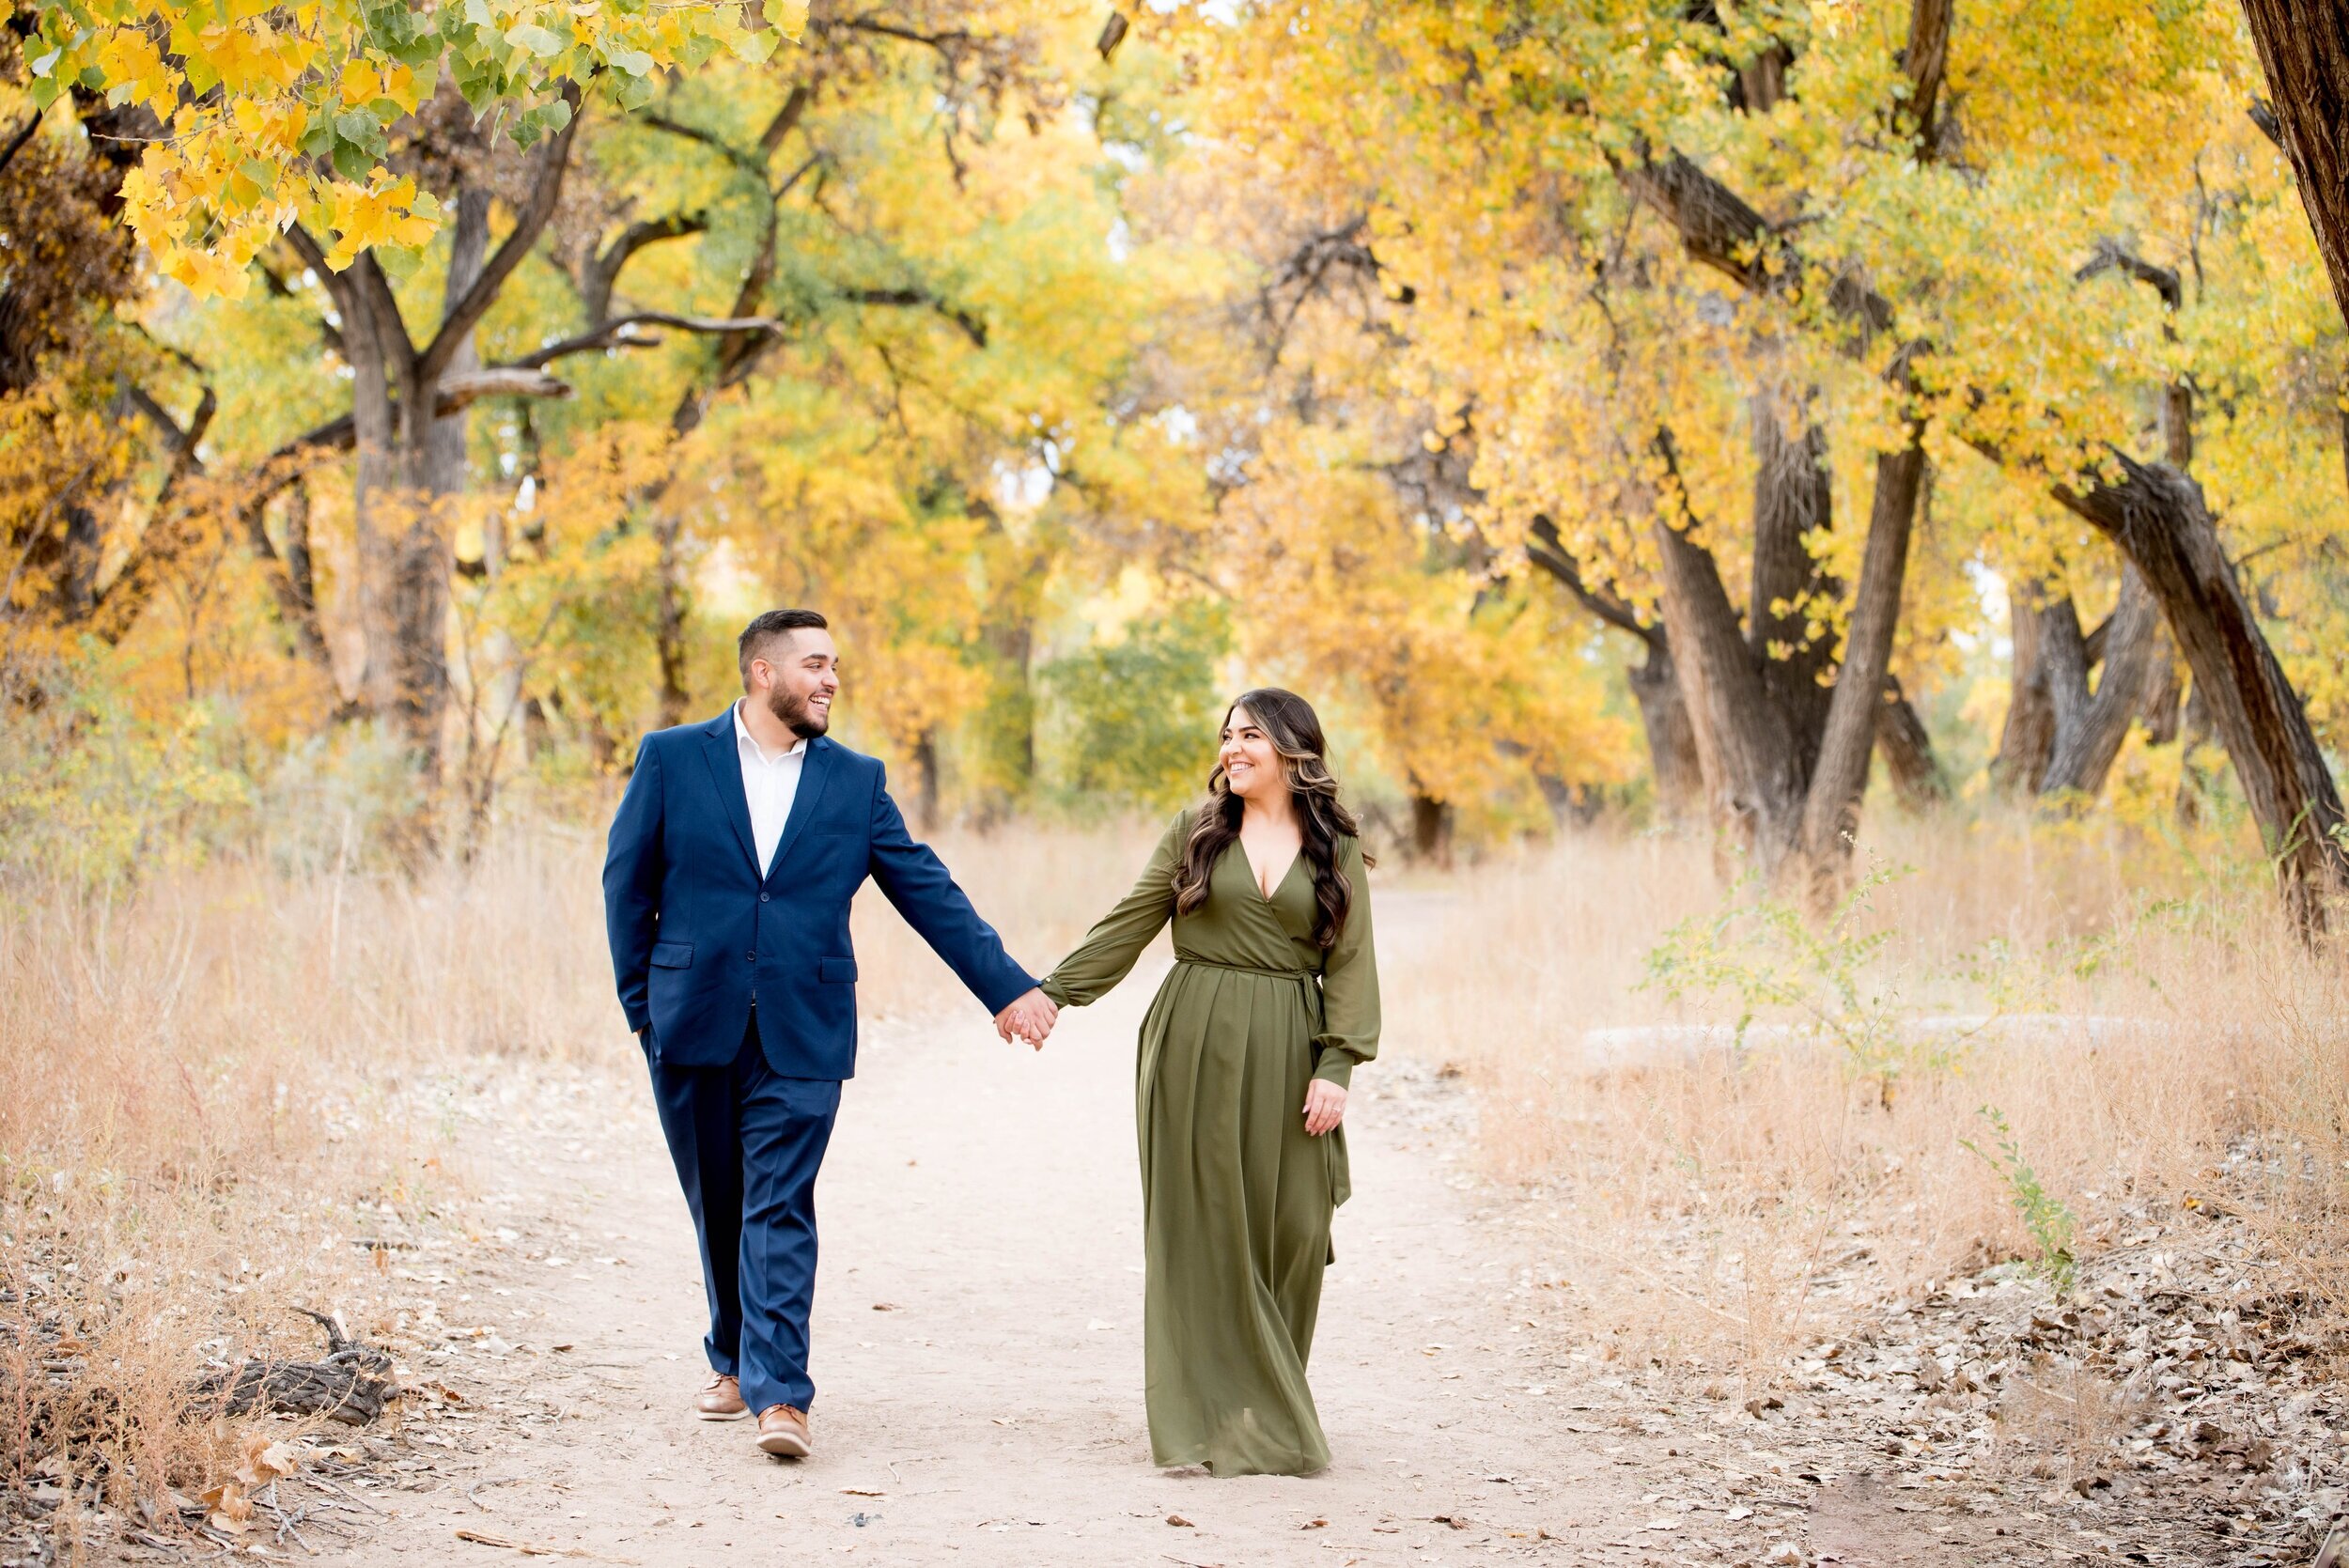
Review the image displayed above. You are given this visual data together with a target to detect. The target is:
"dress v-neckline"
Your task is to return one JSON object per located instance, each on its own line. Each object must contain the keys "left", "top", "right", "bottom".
{"left": 1235, "top": 837, "right": 1301, "bottom": 904}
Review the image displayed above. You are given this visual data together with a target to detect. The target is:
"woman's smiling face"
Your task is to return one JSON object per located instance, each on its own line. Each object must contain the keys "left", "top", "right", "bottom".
{"left": 1219, "top": 705, "right": 1283, "bottom": 799}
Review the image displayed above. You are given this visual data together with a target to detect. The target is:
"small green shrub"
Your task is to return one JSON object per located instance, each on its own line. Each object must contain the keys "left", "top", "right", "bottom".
{"left": 1961, "top": 1105, "right": 2079, "bottom": 1296}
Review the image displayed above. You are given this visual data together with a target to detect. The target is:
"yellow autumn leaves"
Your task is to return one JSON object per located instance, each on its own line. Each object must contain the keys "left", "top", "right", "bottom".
{"left": 40, "top": 0, "right": 808, "bottom": 296}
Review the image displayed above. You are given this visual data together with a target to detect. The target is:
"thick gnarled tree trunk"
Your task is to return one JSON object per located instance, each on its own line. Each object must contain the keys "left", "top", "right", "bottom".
{"left": 1994, "top": 568, "right": 2166, "bottom": 800}
{"left": 2056, "top": 458, "right": 2349, "bottom": 934}
{"left": 2240, "top": 1, "right": 2349, "bottom": 327}
{"left": 287, "top": 85, "right": 583, "bottom": 792}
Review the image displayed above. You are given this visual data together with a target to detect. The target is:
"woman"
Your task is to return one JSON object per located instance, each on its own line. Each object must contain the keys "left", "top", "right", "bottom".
{"left": 1039, "top": 688, "right": 1380, "bottom": 1477}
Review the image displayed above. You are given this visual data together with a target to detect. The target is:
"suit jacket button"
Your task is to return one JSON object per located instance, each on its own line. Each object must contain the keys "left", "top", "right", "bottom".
{"left": 760, "top": 893, "right": 770, "bottom": 903}
{"left": 745, "top": 950, "right": 756, "bottom": 962}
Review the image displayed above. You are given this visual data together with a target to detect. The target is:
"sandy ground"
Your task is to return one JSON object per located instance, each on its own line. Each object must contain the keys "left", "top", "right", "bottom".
{"left": 297, "top": 935, "right": 1714, "bottom": 1567}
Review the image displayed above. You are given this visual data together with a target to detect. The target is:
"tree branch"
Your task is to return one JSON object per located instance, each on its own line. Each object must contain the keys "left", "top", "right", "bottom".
{"left": 1902, "top": 0, "right": 1952, "bottom": 153}
{"left": 1526, "top": 514, "right": 1661, "bottom": 648}
{"left": 841, "top": 286, "right": 988, "bottom": 349}
{"left": 758, "top": 83, "right": 816, "bottom": 158}
{"left": 639, "top": 112, "right": 767, "bottom": 178}
{"left": 0, "top": 110, "right": 42, "bottom": 181}
{"left": 583, "top": 212, "right": 709, "bottom": 326}
{"left": 415, "top": 81, "right": 583, "bottom": 391}
{"left": 2075, "top": 239, "right": 2183, "bottom": 312}
{"left": 501, "top": 313, "right": 781, "bottom": 372}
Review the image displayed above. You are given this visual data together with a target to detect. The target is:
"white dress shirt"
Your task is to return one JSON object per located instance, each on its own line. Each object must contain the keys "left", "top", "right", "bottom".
{"left": 733, "top": 699, "right": 808, "bottom": 877}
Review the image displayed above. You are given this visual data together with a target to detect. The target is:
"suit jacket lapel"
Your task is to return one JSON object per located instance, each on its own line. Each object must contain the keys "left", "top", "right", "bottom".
{"left": 765, "top": 737, "right": 835, "bottom": 885}
{"left": 698, "top": 708, "right": 760, "bottom": 875}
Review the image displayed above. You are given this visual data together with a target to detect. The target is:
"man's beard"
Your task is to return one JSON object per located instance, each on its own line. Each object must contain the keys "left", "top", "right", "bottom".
{"left": 768, "top": 684, "right": 829, "bottom": 739}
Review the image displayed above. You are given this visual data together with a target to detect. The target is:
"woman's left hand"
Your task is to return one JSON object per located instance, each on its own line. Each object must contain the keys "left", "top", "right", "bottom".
{"left": 1302, "top": 1079, "right": 1347, "bottom": 1137}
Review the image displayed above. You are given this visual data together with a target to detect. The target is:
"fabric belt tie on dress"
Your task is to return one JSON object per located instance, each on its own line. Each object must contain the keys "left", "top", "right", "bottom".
{"left": 1172, "top": 954, "right": 1324, "bottom": 1032}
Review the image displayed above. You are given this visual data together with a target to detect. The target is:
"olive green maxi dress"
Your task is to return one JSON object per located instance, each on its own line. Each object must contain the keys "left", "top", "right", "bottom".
{"left": 1039, "top": 810, "right": 1380, "bottom": 1477}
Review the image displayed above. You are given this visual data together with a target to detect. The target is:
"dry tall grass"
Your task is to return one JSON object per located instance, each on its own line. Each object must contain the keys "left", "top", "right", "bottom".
{"left": 1387, "top": 811, "right": 2349, "bottom": 1384}
{"left": 0, "top": 816, "right": 1143, "bottom": 1551}
{"left": 8, "top": 802, "right": 2342, "bottom": 1545}
{"left": 0, "top": 831, "right": 629, "bottom": 1549}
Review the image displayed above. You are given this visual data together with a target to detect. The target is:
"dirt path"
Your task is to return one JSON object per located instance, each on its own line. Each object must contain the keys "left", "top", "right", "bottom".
{"left": 301, "top": 936, "right": 1697, "bottom": 1566}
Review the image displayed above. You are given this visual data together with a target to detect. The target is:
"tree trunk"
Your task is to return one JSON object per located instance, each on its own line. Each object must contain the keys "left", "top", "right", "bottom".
{"left": 1993, "top": 580, "right": 2059, "bottom": 795}
{"left": 911, "top": 728, "right": 942, "bottom": 834}
{"left": 1798, "top": 438, "right": 1926, "bottom": 873}
{"left": 1629, "top": 640, "right": 1704, "bottom": 825}
{"left": 384, "top": 188, "right": 490, "bottom": 785}
{"left": 2174, "top": 682, "right": 2216, "bottom": 824}
{"left": 290, "top": 91, "right": 579, "bottom": 791}
{"left": 1408, "top": 791, "right": 1454, "bottom": 864}
{"left": 2240, "top": 0, "right": 2349, "bottom": 328}
{"left": 1995, "top": 568, "right": 2166, "bottom": 801}
{"left": 1650, "top": 498, "right": 1806, "bottom": 870}
{"left": 1522, "top": 516, "right": 1702, "bottom": 826}
{"left": 2139, "top": 623, "right": 2184, "bottom": 744}
{"left": 654, "top": 509, "right": 692, "bottom": 729}
{"left": 1748, "top": 395, "right": 1837, "bottom": 783}
{"left": 2056, "top": 458, "right": 2349, "bottom": 936}
{"left": 2040, "top": 564, "right": 2163, "bottom": 797}
{"left": 1876, "top": 677, "right": 1946, "bottom": 810}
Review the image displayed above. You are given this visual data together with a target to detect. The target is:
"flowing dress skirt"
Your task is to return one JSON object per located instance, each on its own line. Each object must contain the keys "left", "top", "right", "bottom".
{"left": 1135, "top": 959, "right": 1339, "bottom": 1476}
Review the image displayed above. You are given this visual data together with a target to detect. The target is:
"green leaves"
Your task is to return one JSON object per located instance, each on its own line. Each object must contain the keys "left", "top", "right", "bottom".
{"left": 329, "top": 107, "right": 386, "bottom": 179}
{"left": 503, "top": 21, "right": 563, "bottom": 57}
{"left": 506, "top": 94, "right": 570, "bottom": 150}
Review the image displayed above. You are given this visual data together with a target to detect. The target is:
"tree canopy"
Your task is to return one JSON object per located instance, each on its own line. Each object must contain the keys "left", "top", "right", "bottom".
{"left": 8, "top": 0, "right": 2349, "bottom": 917}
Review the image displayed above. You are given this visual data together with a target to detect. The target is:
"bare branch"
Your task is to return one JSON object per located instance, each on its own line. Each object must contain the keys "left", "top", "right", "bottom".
{"left": 0, "top": 110, "right": 42, "bottom": 181}
{"left": 583, "top": 212, "right": 709, "bottom": 326}
{"left": 1527, "top": 514, "right": 1661, "bottom": 648}
{"left": 2076, "top": 240, "right": 2183, "bottom": 312}
{"left": 639, "top": 112, "right": 765, "bottom": 177}
{"left": 1097, "top": 9, "right": 1129, "bottom": 60}
{"left": 2248, "top": 97, "right": 2283, "bottom": 149}
{"left": 501, "top": 313, "right": 780, "bottom": 372}
{"left": 842, "top": 287, "right": 988, "bottom": 349}
{"left": 759, "top": 83, "right": 816, "bottom": 158}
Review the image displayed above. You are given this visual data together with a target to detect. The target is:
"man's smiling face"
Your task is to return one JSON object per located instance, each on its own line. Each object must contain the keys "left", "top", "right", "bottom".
{"left": 754, "top": 628, "right": 840, "bottom": 739}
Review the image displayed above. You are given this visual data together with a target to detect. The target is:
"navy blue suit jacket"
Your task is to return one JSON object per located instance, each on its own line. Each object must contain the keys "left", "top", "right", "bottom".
{"left": 602, "top": 708, "right": 1036, "bottom": 1079}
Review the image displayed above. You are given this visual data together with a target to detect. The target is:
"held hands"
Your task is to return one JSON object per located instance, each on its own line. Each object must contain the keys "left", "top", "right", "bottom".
{"left": 1302, "top": 1079, "right": 1347, "bottom": 1137}
{"left": 994, "top": 987, "right": 1058, "bottom": 1050}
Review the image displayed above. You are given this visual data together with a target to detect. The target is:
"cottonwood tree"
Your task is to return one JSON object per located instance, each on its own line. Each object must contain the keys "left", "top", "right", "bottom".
{"left": 1167, "top": 0, "right": 2349, "bottom": 927}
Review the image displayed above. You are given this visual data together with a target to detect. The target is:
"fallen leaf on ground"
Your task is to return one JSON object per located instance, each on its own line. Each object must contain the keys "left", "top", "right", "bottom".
{"left": 201, "top": 1480, "right": 252, "bottom": 1534}
{"left": 840, "top": 1487, "right": 886, "bottom": 1497}
{"left": 1301, "top": 1517, "right": 1328, "bottom": 1529}
{"left": 871, "top": 1303, "right": 898, "bottom": 1312}
{"left": 1166, "top": 1513, "right": 1193, "bottom": 1526}
{"left": 237, "top": 1436, "right": 301, "bottom": 1487}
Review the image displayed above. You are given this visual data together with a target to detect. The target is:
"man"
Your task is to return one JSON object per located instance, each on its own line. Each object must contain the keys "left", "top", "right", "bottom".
{"left": 603, "top": 609, "right": 1058, "bottom": 1457}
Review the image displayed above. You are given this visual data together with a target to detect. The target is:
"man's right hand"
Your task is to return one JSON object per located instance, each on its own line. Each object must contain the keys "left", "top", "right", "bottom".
{"left": 993, "top": 989, "right": 1057, "bottom": 1050}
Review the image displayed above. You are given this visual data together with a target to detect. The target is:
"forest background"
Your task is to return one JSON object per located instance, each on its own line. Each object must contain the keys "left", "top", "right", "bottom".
{"left": 14, "top": 0, "right": 2349, "bottom": 1557}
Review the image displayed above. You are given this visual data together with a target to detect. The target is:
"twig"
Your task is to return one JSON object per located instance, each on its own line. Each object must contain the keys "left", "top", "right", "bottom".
{"left": 454, "top": 1528, "right": 638, "bottom": 1562}
{"left": 466, "top": 1475, "right": 523, "bottom": 1512}
{"left": 301, "top": 1473, "right": 384, "bottom": 1515}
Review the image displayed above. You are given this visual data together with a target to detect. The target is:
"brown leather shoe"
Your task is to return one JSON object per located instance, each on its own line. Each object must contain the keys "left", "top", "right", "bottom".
{"left": 694, "top": 1374, "right": 749, "bottom": 1421}
{"left": 755, "top": 1404, "right": 811, "bottom": 1457}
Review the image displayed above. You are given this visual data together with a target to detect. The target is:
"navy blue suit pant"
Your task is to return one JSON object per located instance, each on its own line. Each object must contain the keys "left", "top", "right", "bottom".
{"left": 645, "top": 1013, "right": 841, "bottom": 1416}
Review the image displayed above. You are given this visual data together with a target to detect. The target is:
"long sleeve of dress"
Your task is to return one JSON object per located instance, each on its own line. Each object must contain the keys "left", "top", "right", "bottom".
{"left": 1040, "top": 812, "right": 1189, "bottom": 1008}
{"left": 1311, "top": 834, "right": 1380, "bottom": 1089}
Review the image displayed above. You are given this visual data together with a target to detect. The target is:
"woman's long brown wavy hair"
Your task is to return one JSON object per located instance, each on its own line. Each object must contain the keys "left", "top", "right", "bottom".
{"left": 1173, "top": 689, "right": 1370, "bottom": 948}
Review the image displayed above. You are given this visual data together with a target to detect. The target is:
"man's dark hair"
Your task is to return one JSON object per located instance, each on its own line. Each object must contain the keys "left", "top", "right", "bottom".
{"left": 738, "top": 609, "right": 829, "bottom": 682}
